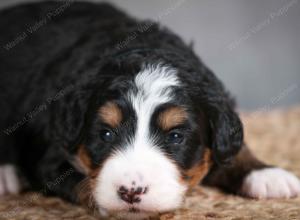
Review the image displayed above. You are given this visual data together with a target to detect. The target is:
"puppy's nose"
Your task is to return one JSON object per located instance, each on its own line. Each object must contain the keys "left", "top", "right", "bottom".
{"left": 117, "top": 185, "right": 148, "bottom": 204}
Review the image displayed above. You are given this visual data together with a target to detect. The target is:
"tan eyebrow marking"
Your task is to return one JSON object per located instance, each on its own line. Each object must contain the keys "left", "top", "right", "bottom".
{"left": 98, "top": 102, "right": 122, "bottom": 128}
{"left": 158, "top": 106, "right": 188, "bottom": 131}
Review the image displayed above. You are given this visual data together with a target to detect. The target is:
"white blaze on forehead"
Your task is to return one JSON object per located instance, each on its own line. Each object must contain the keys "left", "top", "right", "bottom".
{"left": 128, "top": 64, "right": 180, "bottom": 147}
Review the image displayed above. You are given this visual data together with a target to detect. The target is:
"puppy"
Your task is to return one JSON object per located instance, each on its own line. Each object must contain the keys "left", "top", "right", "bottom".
{"left": 0, "top": 1, "right": 299, "bottom": 219}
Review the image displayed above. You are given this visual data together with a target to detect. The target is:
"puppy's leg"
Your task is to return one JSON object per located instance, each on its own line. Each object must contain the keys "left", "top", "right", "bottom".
{"left": 0, "top": 138, "right": 21, "bottom": 195}
{"left": 0, "top": 165, "right": 20, "bottom": 195}
{"left": 203, "top": 145, "right": 300, "bottom": 199}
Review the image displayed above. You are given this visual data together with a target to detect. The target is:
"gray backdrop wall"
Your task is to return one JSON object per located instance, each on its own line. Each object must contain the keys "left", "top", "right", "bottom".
{"left": 1, "top": 0, "right": 300, "bottom": 110}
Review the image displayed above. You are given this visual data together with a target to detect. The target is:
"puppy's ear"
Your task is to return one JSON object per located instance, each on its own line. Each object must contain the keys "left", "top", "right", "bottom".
{"left": 51, "top": 82, "right": 100, "bottom": 153}
{"left": 208, "top": 107, "right": 243, "bottom": 165}
{"left": 186, "top": 64, "right": 244, "bottom": 165}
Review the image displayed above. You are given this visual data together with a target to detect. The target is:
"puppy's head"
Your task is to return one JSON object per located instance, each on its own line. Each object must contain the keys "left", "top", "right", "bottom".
{"left": 71, "top": 62, "right": 242, "bottom": 219}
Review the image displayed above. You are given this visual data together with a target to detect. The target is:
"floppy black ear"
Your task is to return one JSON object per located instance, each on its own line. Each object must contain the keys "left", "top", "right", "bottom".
{"left": 186, "top": 65, "right": 244, "bottom": 165}
{"left": 184, "top": 62, "right": 243, "bottom": 164}
{"left": 208, "top": 106, "right": 244, "bottom": 165}
{"left": 50, "top": 82, "right": 99, "bottom": 153}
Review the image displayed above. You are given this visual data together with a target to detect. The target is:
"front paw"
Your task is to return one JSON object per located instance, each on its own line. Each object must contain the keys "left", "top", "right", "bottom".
{"left": 241, "top": 168, "right": 300, "bottom": 199}
{"left": 0, "top": 164, "right": 21, "bottom": 195}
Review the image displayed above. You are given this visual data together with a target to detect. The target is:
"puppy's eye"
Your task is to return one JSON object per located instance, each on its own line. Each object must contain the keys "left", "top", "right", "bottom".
{"left": 100, "top": 129, "right": 114, "bottom": 142}
{"left": 166, "top": 132, "right": 184, "bottom": 144}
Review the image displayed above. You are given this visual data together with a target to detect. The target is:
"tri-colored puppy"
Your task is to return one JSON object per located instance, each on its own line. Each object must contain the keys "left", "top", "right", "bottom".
{"left": 0, "top": 1, "right": 299, "bottom": 219}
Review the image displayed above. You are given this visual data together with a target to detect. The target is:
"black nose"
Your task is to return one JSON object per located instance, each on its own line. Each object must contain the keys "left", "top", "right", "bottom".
{"left": 117, "top": 186, "right": 148, "bottom": 204}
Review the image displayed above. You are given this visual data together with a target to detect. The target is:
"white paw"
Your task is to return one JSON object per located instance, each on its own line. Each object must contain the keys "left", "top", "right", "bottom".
{"left": 0, "top": 165, "right": 21, "bottom": 196}
{"left": 241, "top": 168, "right": 300, "bottom": 199}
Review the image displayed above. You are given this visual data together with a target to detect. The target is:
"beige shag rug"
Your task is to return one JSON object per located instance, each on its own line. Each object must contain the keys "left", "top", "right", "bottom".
{"left": 0, "top": 107, "right": 300, "bottom": 220}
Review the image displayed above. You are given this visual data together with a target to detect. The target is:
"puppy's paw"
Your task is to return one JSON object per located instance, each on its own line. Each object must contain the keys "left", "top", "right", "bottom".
{"left": 241, "top": 168, "right": 300, "bottom": 199}
{"left": 0, "top": 165, "right": 21, "bottom": 196}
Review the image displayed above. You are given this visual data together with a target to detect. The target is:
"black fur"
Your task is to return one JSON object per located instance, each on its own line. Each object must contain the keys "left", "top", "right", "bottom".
{"left": 0, "top": 1, "right": 246, "bottom": 205}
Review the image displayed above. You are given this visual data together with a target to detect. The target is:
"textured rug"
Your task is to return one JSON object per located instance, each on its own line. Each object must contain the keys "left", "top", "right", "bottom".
{"left": 0, "top": 107, "right": 299, "bottom": 220}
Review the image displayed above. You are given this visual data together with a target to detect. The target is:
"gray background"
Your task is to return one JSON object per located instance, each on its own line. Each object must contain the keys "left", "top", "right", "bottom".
{"left": 1, "top": 0, "right": 300, "bottom": 110}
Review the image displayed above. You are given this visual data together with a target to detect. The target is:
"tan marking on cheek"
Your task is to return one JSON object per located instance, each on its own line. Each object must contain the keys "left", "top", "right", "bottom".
{"left": 98, "top": 102, "right": 122, "bottom": 128}
{"left": 183, "top": 149, "right": 212, "bottom": 187}
{"left": 75, "top": 146, "right": 97, "bottom": 209}
{"left": 76, "top": 163, "right": 103, "bottom": 210}
{"left": 76, "top": 156, "right": 110, "bottom": 209}
{"left": 76, "top": 177, "right": 95, "bottom": 208}
{"left": 77, "top": 145, "right": 93, "bottom": 174}
{"left": 158, "top": 106, "right": 188, "bottom": 131}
